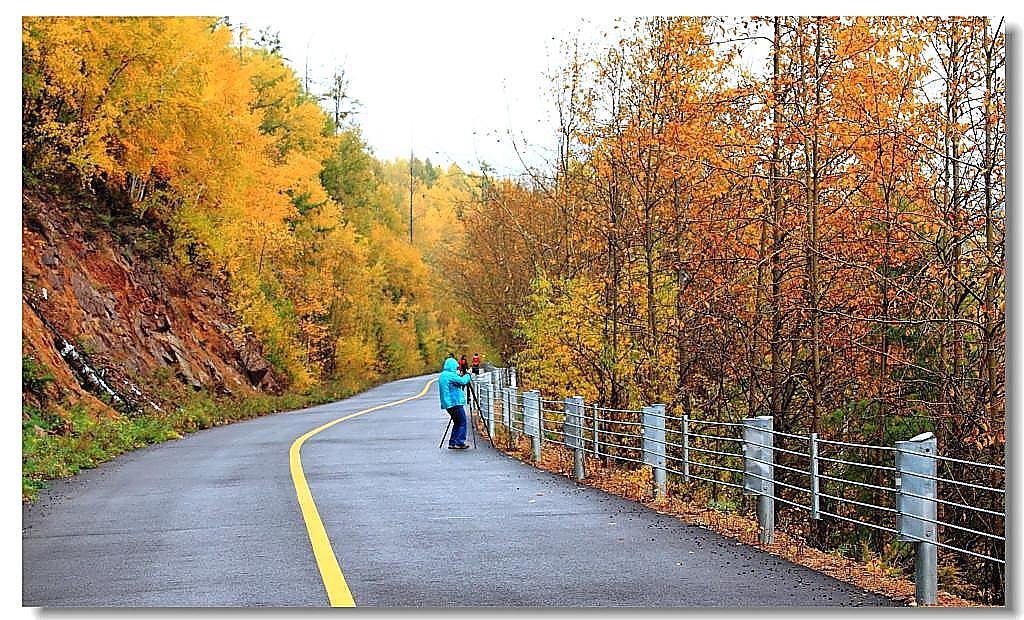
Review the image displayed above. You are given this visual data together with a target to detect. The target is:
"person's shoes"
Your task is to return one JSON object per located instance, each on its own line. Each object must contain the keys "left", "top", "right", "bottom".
{"left": 448, "top": 443, "right": 471, "bottom": 450}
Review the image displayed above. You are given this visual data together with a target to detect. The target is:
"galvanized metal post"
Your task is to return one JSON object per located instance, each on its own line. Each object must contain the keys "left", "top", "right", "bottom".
{"left": 537, "top": 398, "right": 545, "bottom": 450}
{"left": 643, "top": 405, "right": 667, "bottom": 499}
{"left": 757, "top": 485, "right": 775, "bottom": 545}
{"left": 593, "top": 403, "right": 601, "bottom": 459}
{"left": 501, "top": 386, "right": 509, "bottom": 429}
{"left": 896, "top": 432, "right": 938, "bottom": 606}
{"left": 810, "top": 432, "right": 820, "bottom": 520}
{"left": 743, "top": 416, "right": 775, "bottom": 545}
{"left": 486, "top": 384, "right": 495, "bottom": 438}
{"left": 478, "top": 382, "right": 488, "bottom": 424}
{"left": 682, "top": 414, "right": 690, "bottom": 483}
{"left": 565, "top": 396, "right": 586, "bottom": 481}
{"left": 509, "top": 367, "right": 517, "bottom": 390}
{"left": 485, "top": 375, "right": 496, "bottom": 437}
{"left": 523, "top": 390, "right": 541, "bottom": 463}
{"left": 503, "top": 387, "right": 515, "bottom": 451}
{"left": 479, "top": 382, "right": 492, "bottom": 437}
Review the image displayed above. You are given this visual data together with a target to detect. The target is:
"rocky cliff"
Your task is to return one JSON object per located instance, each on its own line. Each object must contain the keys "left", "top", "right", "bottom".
{"left": 22, "top": 187, "right": 281, "bottom": 418}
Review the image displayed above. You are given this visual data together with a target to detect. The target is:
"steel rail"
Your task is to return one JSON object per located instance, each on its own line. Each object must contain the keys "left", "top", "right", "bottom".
{"left": 818, "top": 491, "right": 898, "bottom": 514}
{"left": 497, "top": 374, "right": 1005, "bottom": 568}
{"left": 899, "top": 532, "right": 1006, "bottom": 564}
{"left": 689, "top": 420, "right": 748, "bottom": 428}
{"left": 817, "top": 472, "right": 897, "bottom": 494}
{"left": 897, "top": 487, "right": 1005, "bottom": 518}
{"left": 817, "top": 455, "right": 896, "bottom": 472}
{"left": 772, "top": 460, "right": 813, "bottom": 477}
{"left": 672, "top": 444, "right": 741, "bottom": 461}
{"left": 816, "top": 437, "right": 896, "bottom": 451}
{"left": 740, "top": 437, "right": 810, "bottom": 458}
{"left": 594, "top": 431, "right": 644, "bottom": 445}
{"left": 649, "top": 434, "right": 739, "bottom": 455}
{"left": 816, "top": 507, "right": 899, "bottom": 535}
{"left": 686, "top": 431, "right": 743, "bottom": 444}
{"left": 772, "top": 493, "right": 817, "bottom": 512}
{"left": 763, "top": 428, "right": 813, "bottom": 441}
{"left": 687, "top": 459, "right": 746, "bottom": 477}
{"left": 932, "top": 453, "right": 1005, "bottom": 471}
{"left": 593, "top": 417, "right": 644, "bottom": 427}
{"left": 594, "top": 437, "right": 642, "bottom": 451}
{"left": 665, "top": 467, "right": 746, "bottom": 491}
{"left": 769, "top": 476, "right": 813, "bottom": 496}
{"left": 594, "top": 405, "right": 645, "bottom": 414}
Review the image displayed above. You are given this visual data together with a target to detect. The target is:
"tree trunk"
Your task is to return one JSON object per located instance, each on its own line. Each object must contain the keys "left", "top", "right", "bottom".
{"left": 769, "top": 17, "right": 785, "bottom": 426}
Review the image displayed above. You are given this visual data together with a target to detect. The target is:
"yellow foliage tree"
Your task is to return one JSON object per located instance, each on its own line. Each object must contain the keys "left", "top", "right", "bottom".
{"left": 23, "top": 16, "right": 482, "bottom": 392}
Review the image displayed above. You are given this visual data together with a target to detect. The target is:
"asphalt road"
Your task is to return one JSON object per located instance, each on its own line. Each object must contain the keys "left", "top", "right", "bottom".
{"left": 22, "top": 374, "right": 898, "bottom": 607}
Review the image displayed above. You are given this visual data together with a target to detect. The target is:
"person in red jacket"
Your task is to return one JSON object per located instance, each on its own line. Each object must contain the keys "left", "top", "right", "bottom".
{"left": 458, "top": 355, "right": 469, "bottom": 374}
{"left": 471, "top": 353, "right": 481, "bottom": 375}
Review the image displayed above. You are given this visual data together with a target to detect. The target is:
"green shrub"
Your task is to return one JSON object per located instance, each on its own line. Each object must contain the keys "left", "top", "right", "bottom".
{"left": 22, "top": 354, "right": 55, "bottom": 400}
{"left": 22, "top": 373, "right": 377, "bottom": 502}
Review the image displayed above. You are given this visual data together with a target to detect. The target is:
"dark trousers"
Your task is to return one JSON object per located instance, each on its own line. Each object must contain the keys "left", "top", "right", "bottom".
{"left": 446, "top": 405, "right": 467, "bottom": 446}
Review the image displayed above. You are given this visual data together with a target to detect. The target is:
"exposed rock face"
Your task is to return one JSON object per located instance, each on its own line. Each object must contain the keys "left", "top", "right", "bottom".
{"left": 223, "top": 326, "right": 277, "bottom": 392}
{"left": 22, "top": 188, "right": 283, "bottom": 414}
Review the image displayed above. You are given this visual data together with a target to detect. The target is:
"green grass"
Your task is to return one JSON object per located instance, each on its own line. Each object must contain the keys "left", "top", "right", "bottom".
{"left": 21, "top": 377, "right": 364, "bottom": 502}
{"left": 22, "top": 353, "right": 54, "bottom": 399}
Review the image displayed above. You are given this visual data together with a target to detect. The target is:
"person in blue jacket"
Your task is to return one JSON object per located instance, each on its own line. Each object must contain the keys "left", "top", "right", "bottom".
{"left": 439, "top": 356, "right": 473, "bottom": 449}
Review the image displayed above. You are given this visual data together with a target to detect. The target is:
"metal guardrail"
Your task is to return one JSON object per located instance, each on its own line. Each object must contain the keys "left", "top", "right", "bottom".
{"left": 470, "top": 368, "right": 1005, "bottom": 605}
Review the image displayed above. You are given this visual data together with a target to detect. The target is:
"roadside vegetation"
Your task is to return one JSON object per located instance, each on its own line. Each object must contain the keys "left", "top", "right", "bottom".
{"left": 22, "top": 351, "right": 375, "bottom": 501}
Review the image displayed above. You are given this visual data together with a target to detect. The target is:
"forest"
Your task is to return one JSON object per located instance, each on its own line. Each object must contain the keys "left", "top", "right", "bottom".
{"left": 453, "top": 17, "right": 1005, "bottom": 602}
{"left": 22, "top": 16, "right": 486, "bottom": 393}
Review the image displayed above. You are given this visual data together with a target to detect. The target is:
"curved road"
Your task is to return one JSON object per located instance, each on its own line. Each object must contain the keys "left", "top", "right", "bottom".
{"left": 23, "top": 375, "right": 897, "bottom": 607}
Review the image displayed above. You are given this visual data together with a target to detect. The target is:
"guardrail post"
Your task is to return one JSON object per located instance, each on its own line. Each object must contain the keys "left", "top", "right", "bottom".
{"left": 503, "top": 387, "right": 516, "bottom": 451}
{"left": 477, "top": 381, "right": 487, "bottom": 424}
{"left": 896, "top": 431, "right": 938, "bottom": 606}
{"left": 487, "top": 384, "right": 495, "bottom": 437}
{"left": 682, "top": 414, "right": 690, "bottom": 482}
{"left": 480, "top": 382, "right": 493, "bottom": 437}
{"left": 593, "top": 403, "right": 601, "bottom": 459}
{"left": 810, "top": 432, "right": 820, "bottom": 520}
{"left": 743, "top": 416, "right": 775, "bottom": 545}
{"left": 565, "top": 396, "right": 586, "bottom": 481}
{"left": 523, "top": 390, "right": 542, "bottom": 463}
{"left": 483, "top": 376, "right": 495, "bottom": 437}
{"left": 509, "top": 367, "right": 517, "bottom": 389}
{"left": 643, "top": 404, "right": 667, "bottom": 499}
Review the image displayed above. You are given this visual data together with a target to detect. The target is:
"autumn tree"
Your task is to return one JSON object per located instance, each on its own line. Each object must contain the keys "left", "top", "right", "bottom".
{"left": 456, "top": 15, "right": 1005, "bottom": 600}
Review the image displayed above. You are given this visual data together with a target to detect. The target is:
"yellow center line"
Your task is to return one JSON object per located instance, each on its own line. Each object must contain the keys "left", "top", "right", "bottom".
{"left": 289, "top": 378, "right": 436, "bottom": 607}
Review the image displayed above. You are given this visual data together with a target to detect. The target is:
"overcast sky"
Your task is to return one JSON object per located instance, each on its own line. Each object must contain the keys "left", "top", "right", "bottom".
{"left": 240, "top": 7, "right": 618, "bottom": 177}
{"left": 14, "top": 2, "right": 1014, "bottom": 179}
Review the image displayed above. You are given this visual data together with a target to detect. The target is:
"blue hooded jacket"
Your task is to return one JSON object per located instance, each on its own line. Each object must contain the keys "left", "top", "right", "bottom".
{"left": 439, "top": 357, "right": 471, "bottom": 410}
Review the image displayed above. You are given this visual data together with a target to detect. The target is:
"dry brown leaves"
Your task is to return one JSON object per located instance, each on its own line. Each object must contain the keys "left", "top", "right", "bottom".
{"left": 479, "top": 423, "right": 981, "bottom": 608}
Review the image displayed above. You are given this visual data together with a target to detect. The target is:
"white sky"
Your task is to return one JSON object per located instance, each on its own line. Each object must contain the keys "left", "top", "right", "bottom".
{"left": 239, "top": 3, "right": 1016, "bottom": 177}
{"left": 11, "top": 2, "right": 1019, "bottom": 178}
{"left": 239, "top": 7, "right": 618, "bottom": 177}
